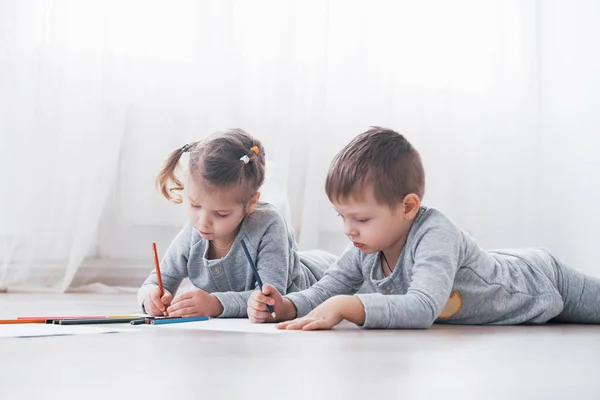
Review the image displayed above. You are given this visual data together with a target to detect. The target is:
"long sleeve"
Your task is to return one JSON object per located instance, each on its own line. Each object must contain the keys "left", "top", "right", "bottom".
{"left": 285, "top": 246, "right": 365, "bottom": 317}
{"left": 356, "top": 223, "right": 462, "bottom": 329}
{"left": 137, "top": 223, "right": 192, "bottom": 310}
{"left": 212, "top": 217, "right": 292, "bottom": 318}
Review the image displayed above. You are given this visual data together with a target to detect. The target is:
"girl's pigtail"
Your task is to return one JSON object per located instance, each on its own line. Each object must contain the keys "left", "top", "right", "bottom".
{"left": 156, "top": 143, "right": 195, "bottom": 204}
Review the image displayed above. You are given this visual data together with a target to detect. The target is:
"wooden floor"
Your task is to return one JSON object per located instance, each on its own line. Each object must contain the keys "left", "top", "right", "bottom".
{"left": 1, "top": 293, "right": 600, "bottom": 400}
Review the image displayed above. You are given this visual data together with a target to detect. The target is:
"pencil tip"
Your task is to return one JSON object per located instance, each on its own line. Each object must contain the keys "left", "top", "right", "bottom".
{"left": 271, "top": 312, "right": 276, "bottom": 319}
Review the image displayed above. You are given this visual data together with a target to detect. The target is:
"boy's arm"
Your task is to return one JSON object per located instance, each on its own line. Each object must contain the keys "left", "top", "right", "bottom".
{"left": 137, "top": 223, "right": 193, "bottom": 310}
{"left": 210, "top": 290, "right": 255, "bottom": 318}
{"left": 284, "top": 246, "right": 365, "bottom": 318}
{"left": 355, "top": 224, "right": 461, "bottom": 329}
{"left": 212, "top": 217, "right": 291, "bottom": 318}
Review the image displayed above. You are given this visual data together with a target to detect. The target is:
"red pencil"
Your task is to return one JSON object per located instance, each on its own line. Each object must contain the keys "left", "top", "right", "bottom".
{"left": 152, "top": 242, "right": 167, "bottom": 315}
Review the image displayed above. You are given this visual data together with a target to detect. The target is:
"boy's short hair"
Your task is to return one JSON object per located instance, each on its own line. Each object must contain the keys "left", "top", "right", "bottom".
{"left": 325, "top": 127, "right": 425, "bottom": 207}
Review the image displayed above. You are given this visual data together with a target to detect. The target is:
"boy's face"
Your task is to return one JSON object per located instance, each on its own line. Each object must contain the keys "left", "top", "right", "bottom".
{"left": 333, "top": 187, "right": 414, "bottom": 255}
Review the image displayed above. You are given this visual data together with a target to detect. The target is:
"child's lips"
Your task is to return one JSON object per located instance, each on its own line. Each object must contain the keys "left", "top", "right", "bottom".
{"left": 353, "top": 242, "right": 365, "bottom": 249}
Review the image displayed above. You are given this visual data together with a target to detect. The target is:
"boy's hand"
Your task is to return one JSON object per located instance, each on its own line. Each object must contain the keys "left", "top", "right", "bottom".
{"left": 168, "top": 289, "right": 224, "bottom": 318}
{"left": 276, "top": 295, "right": 365, "bottom": 331}
{"left": 247, "top": 283, "right": 295, "bottom": 323}
{"left": 144, "top": 287, "right": 173, "bottom": 316}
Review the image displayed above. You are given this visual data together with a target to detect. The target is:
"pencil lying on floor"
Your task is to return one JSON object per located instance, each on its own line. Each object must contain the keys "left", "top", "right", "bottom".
{"left": 56, "top": 317, "right": 145, "bottom": 325}
{"left": 0, "top": 319, "right": 46, "bottom": 324}
{"left": 148, "top": 316, "right": 209, "bottom": 325}
{"left": 18, "top": 315, "right": 105, "bottom": 320}
{"left": 130, "top": 316, "right": 177, "bottom": 325}
{"left": 18, "top": 315, "right": 139, "bottom": 324}
{"left": 240, "top": 239, "right": 276, "bottom": 319}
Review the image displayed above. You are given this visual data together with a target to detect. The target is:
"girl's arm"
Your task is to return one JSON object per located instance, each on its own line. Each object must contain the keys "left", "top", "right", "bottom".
{"left": 137, "top": 223, "right": 193, "bottom": 310}
{"left": 212, "top": 216, "right": 292, "bottom": 318}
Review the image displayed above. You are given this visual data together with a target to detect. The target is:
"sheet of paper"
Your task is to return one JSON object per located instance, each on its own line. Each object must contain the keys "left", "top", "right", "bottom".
{"left": 148, "top": 318, "right": 296, "bottom": 334}
{"left": 0, "top": 324, "right": 125, "bottom": 338}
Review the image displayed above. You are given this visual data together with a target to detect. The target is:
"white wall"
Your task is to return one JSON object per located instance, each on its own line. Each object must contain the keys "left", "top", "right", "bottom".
{"left": 535, "top": 0, "right": 600, "bottom": 271}
{"left": 2, "top": 1, "right": 600, "bottom": 290}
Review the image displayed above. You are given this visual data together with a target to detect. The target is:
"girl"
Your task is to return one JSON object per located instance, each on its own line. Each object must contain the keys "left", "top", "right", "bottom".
{"left": 138, "top": 129, "right": 337, "bottom": 318}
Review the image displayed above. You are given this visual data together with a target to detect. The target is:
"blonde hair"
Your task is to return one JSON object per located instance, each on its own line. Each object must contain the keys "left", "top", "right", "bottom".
{"left": 156, "top": 129, "right": 265, "bottom": 204}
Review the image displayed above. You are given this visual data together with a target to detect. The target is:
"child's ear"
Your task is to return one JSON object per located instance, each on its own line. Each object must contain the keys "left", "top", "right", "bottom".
{"left": 245, "top": 192, "right": 261, "bottom": 214}
{"left": 402, "top": 194, "right": 421, "bottom": 220}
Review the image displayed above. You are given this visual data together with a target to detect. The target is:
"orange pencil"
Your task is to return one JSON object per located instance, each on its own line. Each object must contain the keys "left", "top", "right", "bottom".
{"left": 0, "top": 319, "right": 46, "bottom": 324}
{"left": 152, "top": 242, "right": 167, "bottom": 315}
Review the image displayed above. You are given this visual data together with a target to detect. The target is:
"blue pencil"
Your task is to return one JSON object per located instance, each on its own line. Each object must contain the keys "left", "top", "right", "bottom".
{"left": 149, "top": 316, "right": 209, "bottom": 325}
{"left": 241, "top": 239, "right": 276, "bottom": 319}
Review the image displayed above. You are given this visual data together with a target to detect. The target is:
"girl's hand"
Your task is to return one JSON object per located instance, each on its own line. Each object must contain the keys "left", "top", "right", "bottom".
{"left": 144, "top": 287, "right": 172, "bottom": 316}
{"left": 168, "top": 289, "right": 223, "bottom": 317}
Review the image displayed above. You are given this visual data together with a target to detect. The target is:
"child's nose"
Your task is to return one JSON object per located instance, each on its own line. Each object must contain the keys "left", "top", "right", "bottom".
{"left": 197, "top": 214, "right": 211, "bottom": 229}
{"left": 344, "top": 224, "right": 358, "bottom": 238}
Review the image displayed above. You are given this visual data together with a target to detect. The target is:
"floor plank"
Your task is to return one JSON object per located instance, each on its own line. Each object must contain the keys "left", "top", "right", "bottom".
{"left": 1, "top": 293, "right": 599, "bottom": 400}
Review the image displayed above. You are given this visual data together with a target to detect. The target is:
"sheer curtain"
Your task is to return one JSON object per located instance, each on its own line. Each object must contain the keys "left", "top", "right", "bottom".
{"left": 1, "top": 0, "right": 599, "bottom": 292}
{"left": 0, "top": 1, "right": 128, "bottom": 291}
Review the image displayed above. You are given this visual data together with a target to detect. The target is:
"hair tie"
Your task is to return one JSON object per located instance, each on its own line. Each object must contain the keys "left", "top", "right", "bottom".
{"left": 181, "top": 144, "right": 191, "bottom": 153}
{"left": 240, "top": 146, "right": 259, "bottom": 164}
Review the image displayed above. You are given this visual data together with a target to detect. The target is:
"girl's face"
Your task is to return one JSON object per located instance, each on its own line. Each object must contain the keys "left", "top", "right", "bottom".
{"left": 185, "top": 177, "right": 259, "bottom": 244}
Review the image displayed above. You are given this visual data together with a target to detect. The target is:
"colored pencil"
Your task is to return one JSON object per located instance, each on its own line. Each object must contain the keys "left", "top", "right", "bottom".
{"left": 17, "top": 315, "right": 105, "bottom": 320}
{"left": 18, "top": 315, "right": 140, "bottom": 324}
{"left": 152, "top": 242, "right": 167, "bottom": 316}
{"left": 56, "top": 317, "right": 143, "bottom": 325}
{"left": 0, "top": 319, "right": 46, "bottom": 324}
{"left": 149, "top": 316, "right": 209, "bottom": 325}
{"left": 240, "top": 239, "right": 276, "bottom": 319}
{"left": 130, "top": 316, "right": 179, "bottom": 325}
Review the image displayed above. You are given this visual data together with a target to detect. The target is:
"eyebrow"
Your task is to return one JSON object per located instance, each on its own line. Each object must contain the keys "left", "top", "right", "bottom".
{"left": 188, "top": 198, "right": 234, "bottom": 213}
{"left": 334, "top": 208, "right": 370, "bottom": 217}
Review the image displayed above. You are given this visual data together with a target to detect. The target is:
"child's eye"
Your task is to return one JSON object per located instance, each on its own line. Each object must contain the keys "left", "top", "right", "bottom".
{"left": 356, "top": 218, "right": 370, "bottom": 223}
{"left": 216, "top": 213, "right": 230, "bottom": 218}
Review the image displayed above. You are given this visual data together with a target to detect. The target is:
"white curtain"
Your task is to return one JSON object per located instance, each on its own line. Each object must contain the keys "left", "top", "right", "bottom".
{"left": 1, "top": 0, "right": 599, "bottom": 292}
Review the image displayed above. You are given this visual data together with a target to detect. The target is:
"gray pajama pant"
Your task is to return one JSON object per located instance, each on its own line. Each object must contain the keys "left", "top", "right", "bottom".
{"left": 548, "top": 255, "right": 600, "bottom": 323}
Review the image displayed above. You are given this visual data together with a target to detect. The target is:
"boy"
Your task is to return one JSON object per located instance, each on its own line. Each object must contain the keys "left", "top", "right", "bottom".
{"left": 247, "top": 127, "right": 600, "bottom": 329}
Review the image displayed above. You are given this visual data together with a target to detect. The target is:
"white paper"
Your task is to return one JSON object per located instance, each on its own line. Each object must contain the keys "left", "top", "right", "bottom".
{"left": 148, "top": 318, "right": 297, "bottom": 334}
{"left": 0, "top": 324, "right": 124, "bottom": 338}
